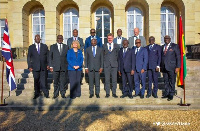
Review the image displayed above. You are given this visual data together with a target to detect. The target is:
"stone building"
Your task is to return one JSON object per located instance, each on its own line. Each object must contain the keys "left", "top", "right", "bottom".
{"left": 0, "top": 0, "right": 200, "bottom": 58}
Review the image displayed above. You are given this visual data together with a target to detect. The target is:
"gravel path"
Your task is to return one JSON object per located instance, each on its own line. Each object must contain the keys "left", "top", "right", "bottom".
{"left": 0, "top": 110, "right": 199, "bottom": 131}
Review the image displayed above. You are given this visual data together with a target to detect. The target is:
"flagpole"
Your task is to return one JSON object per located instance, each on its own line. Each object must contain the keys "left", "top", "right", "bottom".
{"left": 0, "top": 56, "right": 7, "bottom": 106}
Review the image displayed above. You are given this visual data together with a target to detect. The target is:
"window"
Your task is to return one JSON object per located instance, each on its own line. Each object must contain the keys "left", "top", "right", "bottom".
{"left": 32, "top": 9, "right": 45, "bottom": 43}
{"left": 95, "top": 7, "right": 111, "bottom": 44}
{"left": 0, "top": 19, "right": 5, "bottom": 47}
{"left": 63, "top": 8, "right": 79, "bottom": 44}
{"left": 127, "top": 7, "right": 143, "bottom": 38}
{"left": 161, "top": 6, "right": 176, "bottom": 44}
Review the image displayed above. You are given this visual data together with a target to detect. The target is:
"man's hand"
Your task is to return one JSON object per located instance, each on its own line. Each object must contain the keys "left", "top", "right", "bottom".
{"left": 99, "top": 68, "right": 103, "bottom": 74}
{"left": 29, "top": 68, "right": 33, "bottom": 72}
{"left": 50, "top": 67, "right": 53, "bottom": 72}
{"left": 85, "top": 69, "right": 89, "bottom": 74}
{"left": 175, "top": 68, "right": 180, "bottom": 74}
{"left": 141, "top": 69, "right": 145, "bottom": 74}
{"left": 131, "top": 70, "right": 134, "bottom": 75}
{"left": 156, "top": 67, "right": 159, "bottom": 72}
{"left": 47, "top": 66, "right": 50, "bottom": 70}
{"left": 118, "top": 71, "right": 121, "bottom": 76}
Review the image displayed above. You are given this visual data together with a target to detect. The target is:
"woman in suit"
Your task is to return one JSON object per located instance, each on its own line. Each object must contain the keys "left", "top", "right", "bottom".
{"left": 67, "top": 40, "right": 83, "bottom": 99}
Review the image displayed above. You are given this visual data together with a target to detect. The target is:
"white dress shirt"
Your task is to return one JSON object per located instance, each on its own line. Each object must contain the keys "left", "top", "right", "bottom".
{"left": 117, "top": 37, "right": 122, "bottom": 44}
{"left": 163, "top": 42, "right": 171, "bottom": 52}
{"left": 73, "top": 37, "right": 78, "bottom": 41}
{"left": 123, "top": 47, "right": 128, "bottom": 53}
{"left": 57, "top": 43, "right": 63, "bottom": 53}
{"left": 35, "top": 43, "right": 40, "bottom": 52}
{"left": 107, "top": 42, "right": 114, "bottom": 52}
{"left": 91, "top": 36, "right": 96, "bottom": 40}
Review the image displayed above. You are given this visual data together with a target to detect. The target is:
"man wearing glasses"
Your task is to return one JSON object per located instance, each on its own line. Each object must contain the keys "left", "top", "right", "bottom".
{"left": 84, "top": 29, "right": 102, "bottom": 51}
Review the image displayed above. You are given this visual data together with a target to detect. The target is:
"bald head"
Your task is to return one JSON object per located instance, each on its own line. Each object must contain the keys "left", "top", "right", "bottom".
{"left": 134, "top": 28, "right": 140, "bottom": 36}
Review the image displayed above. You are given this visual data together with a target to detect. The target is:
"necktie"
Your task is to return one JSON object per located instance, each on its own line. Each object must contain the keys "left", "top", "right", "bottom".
{"left": 75, "top": 37, "right": 76, "bottom": 40}
{"left": 136, "top": 48, "right": 139, "bottom": 55}
{"left": 37, "top": 44, "right": 40, "bottom": 54}
{"left": 93, "top": 46, "right": 95, "bottom": 57}
{"left": 59, "top": 43, "right": 62, "bottom": 55}
{"left": 109, "top": 43, "right": 111, "bottom": 52}
{"left": 123, "top": 48, "right": 126, "bottom": 57}
{"left": 164, "top": 45, "right": 168, "bottom": 55}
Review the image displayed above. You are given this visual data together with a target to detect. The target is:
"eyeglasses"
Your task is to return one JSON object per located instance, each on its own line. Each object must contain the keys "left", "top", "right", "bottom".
{"left": 135, "top": 42, "right": 141, "bottom": 44}
{"left": 91, "top": 32, "right": 95, "bottom": 33}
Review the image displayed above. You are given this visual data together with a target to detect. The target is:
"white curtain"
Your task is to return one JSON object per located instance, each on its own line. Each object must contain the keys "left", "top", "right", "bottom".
{"left": 0, "top": 19, "right": 5, "bottom": 47}
{"left": 161, "top": 7, "right": 175, "bottom": 45}
{"left": 32, "top": 9, "right": 45, "bottom": 43}
{"left": 127, "top": 7, "right": 143, "bottom": 38}
{"left": 63, "top": 8, "right": 79, "bottom": 44}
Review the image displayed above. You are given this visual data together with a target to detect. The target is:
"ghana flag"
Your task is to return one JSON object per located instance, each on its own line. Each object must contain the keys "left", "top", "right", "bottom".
{"left": 177, "top": 16, "right": 187, "bottom": 87}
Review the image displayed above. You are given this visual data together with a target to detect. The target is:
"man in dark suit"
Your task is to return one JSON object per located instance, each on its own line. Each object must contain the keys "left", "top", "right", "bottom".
{"left": 146, "top": 36, "right": 161, "bottom": 98}
{"left": 118, "top": 40, "right": 134, "bottom": 99}
{"left": 84, "top": 29, "right": 102, "bottom": 51}
{"left": 113, "top": 29, "right": 127, "bottom": 48}
{"left": 85, "top": 39, "right": 103, "bottom": 98}
{"left": 103, "top": 33, "right": 120, "bottom": 98}
{"left": 161, "top": 35, "right": 181, "bottom": 101}
{"left": 67, "top": 29, "right": 84, "bottom": 50}
{"left": 132, "top": 39, "right": 148, "bottom": 99}
{"left": 128, "top": 27, "right": 146, "bottom": 48}
{"left": 27, "top": 34, "right": 49, "bottom": 99}
{"left": 49, "top": 35, "right": 69, "bottom": 99}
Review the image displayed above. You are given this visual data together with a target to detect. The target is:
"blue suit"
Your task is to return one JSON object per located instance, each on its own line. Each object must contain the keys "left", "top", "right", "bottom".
{"left": 146, "top": 44, "right": 161, "bottom": 96}
{"left": 67, "top": 49, "right": 83, "bottom": 98}
{"left": 118, "top": 48, "right": 134, "bottom": 96}
{"left": 84, "top": 36, "right": 102, "bottom": 51}
{"left": 132, "top": 47, "right": 148, "bottom": 96}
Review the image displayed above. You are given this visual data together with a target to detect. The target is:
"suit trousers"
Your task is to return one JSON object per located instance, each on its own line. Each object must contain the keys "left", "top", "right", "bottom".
{"left": 53, "top": 71, "right": 66, "bottom": 96}
{"left": 68, "top": 70, "right": 81, "bottom": 98}
{"left": 134, "top": 71, "right": 147, "bottom": 96}
{"left": 147, "top": 69, "right": 159, "bottom": 95}
{"left": 121, "top": 69, "right": 133, "bottom": 96}
{"left": 162, "top": 69, "right": 176, "bottom": 98}
{"left": 33, "top": 70, "right": 49, "bottom": 96}
{"left": 88, "top": 70, "right": 100, "bottom": 95}
{"left": 104, "top": 66, "right": 117, "bottom": 95}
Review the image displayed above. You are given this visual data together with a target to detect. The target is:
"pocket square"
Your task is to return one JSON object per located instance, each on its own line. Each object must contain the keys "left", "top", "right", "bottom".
{"left": 169, "top": 49, "right": 173, "bottom": 51}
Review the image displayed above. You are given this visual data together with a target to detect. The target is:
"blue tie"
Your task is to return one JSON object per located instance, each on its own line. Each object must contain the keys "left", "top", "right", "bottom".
{"left": 136, "top": 48, "right": 139, "bottom": 55}
{"left": 123, "top": 48, "right": 126, "bottom": 57}
{"left": 109, "top": 43, "right": 111, "bottom": 52}
{"left": 93, "top": 46, "right": 95, "bottom": 57}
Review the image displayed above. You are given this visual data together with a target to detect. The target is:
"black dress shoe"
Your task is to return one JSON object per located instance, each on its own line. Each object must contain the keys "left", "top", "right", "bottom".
{"left": 105, "top": 94, "right": 110, "bottom": 98}
{"left": 133, "top": 94, "right": 140, "bottom": 97}
{"left": 89, "top": 94, "right": 94, "bottom": 98}
{"left": 167, "top": 97, "right": 173, "bottom": 101}
{"left": 61, "top": 95, "right": 66, "bottom": 98}
{"left": 45, "top": 95, "right": 50, "bottom": 98}
{"left": 70, "top": 97, "right": 76, "bottom": 99}
{"left": 120, "top": 94, "right": 127, "bottom": 98}
{"left": 112, "top": 94, "right": 118, "bottom": 98}
{"left": 161, "top": 95, "right": 168, "bottom": 99}
{"left": 152, "top": 94, "right": 158, "bottom": 98}
{"left": 140, "top": 95, "right": 144, "bottom": 99}
{"left": 128, "top": 95, "right": 133, "bottom": 99}
{"left": 96, "top": 94, "right": 100, "bottom": 98}
{"left": 146, "top": 94, "right": 151, "bottom": 98}
{"left": 33, "top": 95, "right": 39, "bottom": 99}
{"left": 53, "top": 95, "right": 59, "bottom": 99}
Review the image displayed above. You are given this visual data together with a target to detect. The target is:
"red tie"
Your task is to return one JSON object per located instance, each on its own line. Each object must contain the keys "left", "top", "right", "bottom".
{"left": 75, "top": 37, "right": 76, "bottom": 40}
{"left": 164, "top": 45, "right": 168, "bottom": 55}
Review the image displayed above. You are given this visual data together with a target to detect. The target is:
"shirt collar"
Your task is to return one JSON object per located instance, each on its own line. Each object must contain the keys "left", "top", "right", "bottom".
{"left": 35, "top": 43, "right": 40, "bottom": 45}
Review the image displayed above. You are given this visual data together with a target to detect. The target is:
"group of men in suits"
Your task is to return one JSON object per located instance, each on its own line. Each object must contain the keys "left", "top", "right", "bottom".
{"left": 28, "top": 27, "right": 180, "bottom": 101}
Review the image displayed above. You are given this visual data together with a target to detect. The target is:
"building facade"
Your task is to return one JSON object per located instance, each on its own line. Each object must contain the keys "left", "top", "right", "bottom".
{"left": 0, "top": 0, "right": 200, "bottom": 57}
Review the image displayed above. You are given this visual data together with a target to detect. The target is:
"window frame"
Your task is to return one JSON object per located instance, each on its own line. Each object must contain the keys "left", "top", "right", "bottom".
{"left": 95, "top": 7, "right": 111, "bottom": 44}
{"left": 63, "top": 8, "right": 79, "bottom": 44}
{"left": 0, "top": 19, "right": 5, "bottom": 47}
{"left": 127, "top": 7, "right": 144, "bottom": 38}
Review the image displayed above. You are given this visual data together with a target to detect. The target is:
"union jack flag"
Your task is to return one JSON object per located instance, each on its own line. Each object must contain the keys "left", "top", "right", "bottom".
{"left": 1, "top": 19, "right": 16, "bottom": 91}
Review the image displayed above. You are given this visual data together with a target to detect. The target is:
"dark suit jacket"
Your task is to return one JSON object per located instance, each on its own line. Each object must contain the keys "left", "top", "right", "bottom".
{"left": 84, "top": 36, "right": 102, "bottom": 51}
{"left": 67, "top": 37, "right": 84, "bottom": 50}
{"left": 146, "top": 44, "right": 161, "bottom": 70}
{"left": 103, "top": 43, "right": 120, "bottom": 68}
{"left": 161, "top": 43, "right": 181, "bottom": 71}
{"left": 27, "top": 43, "right": 49, "bottom": 71}
{"left": 118, "top": 48, "right": 134, "bottom": 73}
{"left": 85, "top": 46, "right": 103, "bottom": 71}
{"left": 49, "top": 43, "right": 69, "bottom": 72}
{"left": 113, "top": 37, "right": 127, "bottom": 48}
{"left": 67, "top": 49, "right": 83, "bottom": 71}
{"left": 132, "top": 47, "right": 148, "bottom": 72}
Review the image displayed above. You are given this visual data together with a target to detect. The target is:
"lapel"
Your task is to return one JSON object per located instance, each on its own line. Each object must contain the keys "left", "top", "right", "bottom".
{"left": 137, "top": 47, "right": 142, "bottom": 56}
{"left": 32, "top": 44, "right": 38, "bottom": 55}
{"left": 61, "top": 43, "right": 66, "bottom": 56}
{"left": 104, "top": 43, "right": 109, "bottom": 54}
{"left": 55, "top": 43, "right": 60, "bottom": 55}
